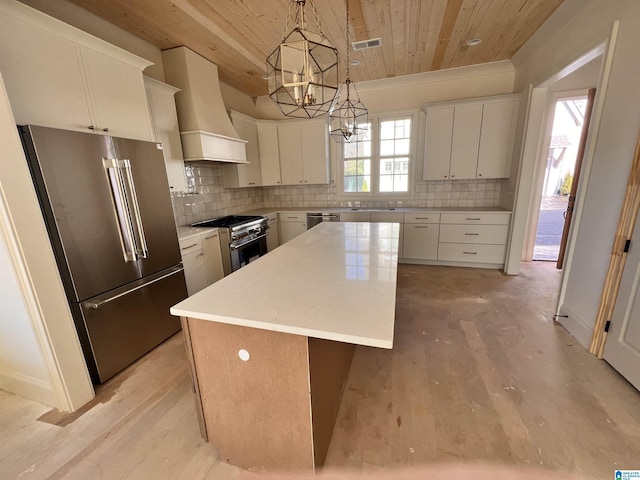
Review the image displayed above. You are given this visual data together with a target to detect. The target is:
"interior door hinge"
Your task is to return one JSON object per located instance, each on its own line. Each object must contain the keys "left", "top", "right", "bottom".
{"left": 624, "top": 239, "right": 631, "bottom": 253}
{"left": 604, "top": 320, "right": 611, "bottom": 333}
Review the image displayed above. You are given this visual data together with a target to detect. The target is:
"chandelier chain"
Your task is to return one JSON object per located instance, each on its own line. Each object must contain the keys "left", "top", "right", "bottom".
{"left": 281, "top": 1, "right": 293, "bottom": 41}
{"left": 345, "top": 0, "right": 350, "bottom": 80}
{"left": 308, "top": 0, "right": 325, "bottom": 38}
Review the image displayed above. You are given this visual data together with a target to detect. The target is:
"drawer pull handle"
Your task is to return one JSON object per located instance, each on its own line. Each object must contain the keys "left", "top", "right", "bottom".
{"left": 204, "top": 234, "right": 218, "bottom": 240}
{"left": 463, "top": 251, "right": 477, "bottom": 255}
{"left": 287, "top": 216, "right": 298, "bottom": 219}
{"left": 415, "top": 225, "right": 430, "bottom": 228}
{"left": 415, "top": 217, "right": 430, "bottom": 220}
{"left": 466, "top": 218, "right": 481, "bottom": 221}
{"left": 465, "top": 233, "right": 480, "bottom": 236}
{"left": 181, "top": 243, "right": 198, "bottom": 250}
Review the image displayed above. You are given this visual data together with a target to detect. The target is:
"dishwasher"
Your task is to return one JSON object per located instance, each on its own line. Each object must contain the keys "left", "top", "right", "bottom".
{"left": 306, "top": 212, "right": 340, "bottom": 229}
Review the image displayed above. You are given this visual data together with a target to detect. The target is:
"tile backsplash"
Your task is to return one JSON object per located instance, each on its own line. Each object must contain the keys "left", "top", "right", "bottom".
{"left": 171, "top": 164, "right": 265, "bottom": 226}
{"left": 171, "top": 164, "right": 503, "bottom": 226}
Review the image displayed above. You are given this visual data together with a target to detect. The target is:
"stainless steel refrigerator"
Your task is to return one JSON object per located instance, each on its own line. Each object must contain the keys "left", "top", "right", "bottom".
{"left": 19, "top": 125, "right": 187, "bottom": 384}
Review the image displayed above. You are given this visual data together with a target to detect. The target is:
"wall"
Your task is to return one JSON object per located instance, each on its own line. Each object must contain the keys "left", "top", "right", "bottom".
{"left": 0, "top": 228, "right": 54, "bottom": 405}
{"left": 261, "top": 179, "right": 502, "bottom": 210}
{"left": 171, "top": 164, "right": 265, "bottom": 226}
{"left": 172, "top": 167, "right": 503, "bottom": 226}
{"left": 508, "top": 0, "right": 640, "bottom": 346}
{"left": 170, "top": 61, "right": 512, "bottom": 225}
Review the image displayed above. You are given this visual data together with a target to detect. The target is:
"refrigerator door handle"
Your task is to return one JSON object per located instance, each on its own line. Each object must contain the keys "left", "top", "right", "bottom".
{"left": 121, "top": 158, "right": 149, "bottom": 259}
{"left": 83, "top": 266, "right": 184, "bottom": 309}
{"left": 103, "top": 158, "right": 138, "bottom": 262}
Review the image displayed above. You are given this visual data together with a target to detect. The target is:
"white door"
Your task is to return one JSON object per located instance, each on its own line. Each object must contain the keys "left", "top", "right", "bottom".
{"left": 603, "top": 213, "right": 640, "bottom": 390}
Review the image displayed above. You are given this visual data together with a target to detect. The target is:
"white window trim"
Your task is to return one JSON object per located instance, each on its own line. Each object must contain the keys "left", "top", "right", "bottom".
{"left": 337, "top": 111, "right": 418, "bottom": 202}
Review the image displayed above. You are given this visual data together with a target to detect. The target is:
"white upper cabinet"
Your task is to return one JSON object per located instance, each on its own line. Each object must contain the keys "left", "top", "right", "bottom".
{"left": 477, "top": 99, "right": 519, "bottom": 178}
{"left": 0, "top": 17, "right": 92, "bottom": 131}
{"left": 144, "top": 76, "right": 187, "bottom": 192}
{"left": 0, "top": 1, "right": 153, "bottom": 141}
{"left": 80, "top": 48, "right": 152, "bottom": 140}
{"left": 258, "top": 123, "right": 282, "bottom": 186}
{"left": 424, "top": 107, "right": 453, "bottom": 181}
{"left": 449, "top": 103, "right": 482, "bottom": 180}
{"left": 278, "top": 119, "right": 329, "bottom": 185}
{"left": 301, "top": 120, "right": 330, "bottom": 185}
{"left": 423, "top": 94, "right": 520, "bottom": 181}
{"left": 278, "top": 123, "right": 305, "bottom": 185}
{"left": 222, "top": 111, "right": 262, "bottom": 188}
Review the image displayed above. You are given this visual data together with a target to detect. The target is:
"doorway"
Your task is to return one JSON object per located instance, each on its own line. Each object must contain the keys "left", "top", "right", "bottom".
{"left": 533, "top": 94, "right": 589, "bottom": 262}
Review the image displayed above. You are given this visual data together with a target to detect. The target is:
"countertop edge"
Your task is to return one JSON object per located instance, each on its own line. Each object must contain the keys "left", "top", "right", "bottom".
{"left": 170, "top": 308, "right": 394, "bottom": 349}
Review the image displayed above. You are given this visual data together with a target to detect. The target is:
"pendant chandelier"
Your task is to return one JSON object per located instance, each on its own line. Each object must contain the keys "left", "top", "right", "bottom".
{"left": 266, "top": 0, "right": 339, "bottom": 118}
{"left": 329, "top": 0, "right": 368, "bottom": 143}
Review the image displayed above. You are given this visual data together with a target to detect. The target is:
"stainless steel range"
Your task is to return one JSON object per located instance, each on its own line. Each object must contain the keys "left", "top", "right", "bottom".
{"left": 192, "top": 215, "right": 268, "bottom": 275}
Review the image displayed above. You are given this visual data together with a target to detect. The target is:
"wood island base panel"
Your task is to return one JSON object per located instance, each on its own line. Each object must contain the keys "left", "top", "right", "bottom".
{"left": 184, "top": 317, "right": 355, "bottom": 471}
{"left": 171, "top": 222, "right": 399, "bottom": 471}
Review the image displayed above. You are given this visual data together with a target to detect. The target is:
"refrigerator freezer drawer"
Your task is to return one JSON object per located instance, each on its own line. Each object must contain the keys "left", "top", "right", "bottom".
{"left": 74, "top": 266, "right": 187, "bottom": 384}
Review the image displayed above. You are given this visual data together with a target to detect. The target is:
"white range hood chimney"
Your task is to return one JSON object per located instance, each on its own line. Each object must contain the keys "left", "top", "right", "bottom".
{"left": 162, "top": 47, "right": 247, "bottom": 164}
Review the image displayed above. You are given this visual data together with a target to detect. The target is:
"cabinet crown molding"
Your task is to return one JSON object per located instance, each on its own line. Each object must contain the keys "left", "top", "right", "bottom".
{"left": 0, "top": 0, "right": 153, "bottom": 70}
{"left": 422, "top": 93, "right": 522, "bottom": 113}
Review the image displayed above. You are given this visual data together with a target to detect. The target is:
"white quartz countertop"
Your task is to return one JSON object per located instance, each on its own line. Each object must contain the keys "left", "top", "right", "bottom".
{"left": 171, "top": 222, "right": 399, "bottom": 349}
{"left": 248, "top": 206, "right": 511, "bottom": 215}
{"left": 176, "top": 225, "right": 219, "bottom": 241}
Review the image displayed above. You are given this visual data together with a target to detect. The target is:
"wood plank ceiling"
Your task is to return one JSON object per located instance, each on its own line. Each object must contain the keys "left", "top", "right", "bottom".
{"left": 65, "top": 0, "right": 564, "bottom": 98}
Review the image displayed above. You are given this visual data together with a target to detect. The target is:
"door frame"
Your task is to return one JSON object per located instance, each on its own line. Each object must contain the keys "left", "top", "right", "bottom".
{"left": 505, "top": 26, "right": 617, "bottom": 279}
{"left": 554, "top": 26, "right": 619, "bottom": 344}
{"left": 524, "top": 89, "right": 591, "bottom": 262}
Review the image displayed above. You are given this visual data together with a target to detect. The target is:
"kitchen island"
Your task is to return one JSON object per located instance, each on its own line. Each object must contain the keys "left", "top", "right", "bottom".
{"left": 170, "top": 222, "right": 399, "bottom": 471}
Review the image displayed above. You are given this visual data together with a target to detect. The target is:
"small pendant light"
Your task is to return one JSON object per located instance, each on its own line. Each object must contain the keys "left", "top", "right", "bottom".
{"left": 329, "top": 0, "right": 368, "bottom": 143}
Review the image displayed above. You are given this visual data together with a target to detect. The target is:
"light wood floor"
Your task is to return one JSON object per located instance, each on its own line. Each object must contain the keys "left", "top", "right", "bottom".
{"left": 2, "top": 262, "right": 639, "bottom": 479}
{"left": 0, "top": 330, "right": 245, "bottom": 479}
{"left": 326, "top": 262, "right": 640, "bottom": 478}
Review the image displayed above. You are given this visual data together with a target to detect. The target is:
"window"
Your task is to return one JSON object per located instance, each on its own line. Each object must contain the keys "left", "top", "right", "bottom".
{"left": 341, "top": 114, "right": 413, "bottom": 198}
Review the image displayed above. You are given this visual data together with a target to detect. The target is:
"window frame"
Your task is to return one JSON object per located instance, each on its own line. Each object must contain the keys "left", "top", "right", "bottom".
{"left": 337, "top": 111, "right": 417, "bottom": 201}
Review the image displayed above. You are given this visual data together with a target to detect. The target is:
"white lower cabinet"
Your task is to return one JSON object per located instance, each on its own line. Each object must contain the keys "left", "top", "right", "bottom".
{"left": 340, "top": 212, "right": 371, "bottom": 222}
{"left": 437, "top": 212, "right": 510, "bottom": 265}
{"left": 437, "top": 243, "right": 507, "bottom": 264}
{"left": 278, "top": 213, "right": 307, "bottom": 244}
{"left": 202, "top": 231, "right": 224, "bottom": 284}
{"left": 180, "top": 237, "right": 207, "bottom": 296}
{"left": 402, "top": 213, "right": 440, "bottom": 261}
{"left": 180, "top": 230, "right": 224, "bottom": 295}
{"left": 266, "top": 213, "right": 280, "bottom": 251}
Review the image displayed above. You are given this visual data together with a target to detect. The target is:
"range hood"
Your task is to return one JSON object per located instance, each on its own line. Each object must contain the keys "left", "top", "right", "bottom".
{"left": 162, "top": 47, "right": 247, "bottom": 164}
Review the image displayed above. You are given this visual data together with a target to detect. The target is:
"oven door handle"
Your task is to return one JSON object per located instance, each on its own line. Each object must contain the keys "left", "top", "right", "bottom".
{"left": 230, "top": 232, "right": 268, "bottom": 250}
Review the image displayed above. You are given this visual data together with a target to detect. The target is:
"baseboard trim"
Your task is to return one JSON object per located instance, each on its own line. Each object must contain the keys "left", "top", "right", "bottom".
{"left": 0, "top": 370, "right": 56, "bottom": 407}
{"left": 556, "top": 304, "right": 594, "bottom": 349}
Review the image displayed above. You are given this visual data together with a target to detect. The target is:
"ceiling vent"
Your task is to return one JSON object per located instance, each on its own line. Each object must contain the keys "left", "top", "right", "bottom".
{"left": 352, "top": 37, "right": 382, "bottom": 51}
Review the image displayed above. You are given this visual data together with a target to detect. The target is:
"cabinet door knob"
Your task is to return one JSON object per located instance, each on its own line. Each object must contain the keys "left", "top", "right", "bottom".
{"left": 451, "top": 175, "right": 455, "bottom": 178}
{"left": 103, "top": 127, "right": 109, "bottom": 132}
{"left": 88, "top": 125, "right": 95, "bottom": 130}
